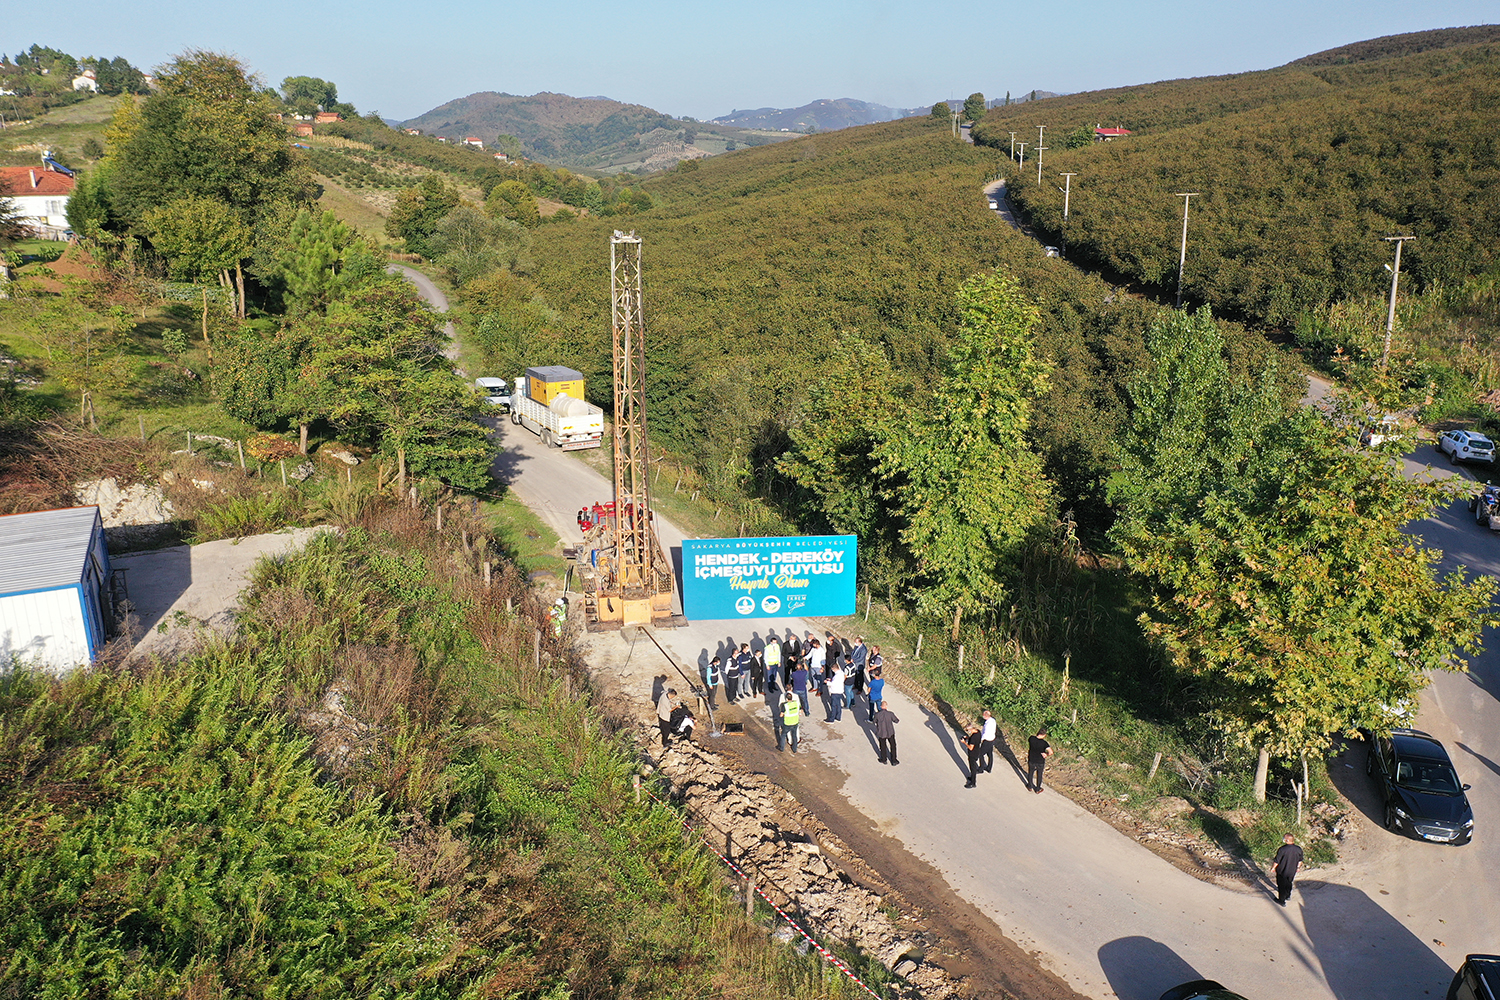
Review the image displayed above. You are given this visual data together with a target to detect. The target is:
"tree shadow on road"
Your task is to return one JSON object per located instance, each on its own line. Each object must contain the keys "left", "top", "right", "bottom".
{"left": 1299, "top": 879, "right": 1455, "bottom": 1000}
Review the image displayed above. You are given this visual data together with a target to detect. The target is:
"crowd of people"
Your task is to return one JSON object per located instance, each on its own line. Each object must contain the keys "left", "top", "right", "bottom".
{"left": 654, "top": 629, "right": 1056, "bottom": 794}
{"left": 654, "top": 630, "right": 1305, "bottom": 908}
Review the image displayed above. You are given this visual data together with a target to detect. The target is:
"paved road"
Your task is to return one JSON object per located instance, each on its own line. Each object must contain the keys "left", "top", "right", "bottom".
{"left": 386, "top": 263, "right": 461, "bottom": 366}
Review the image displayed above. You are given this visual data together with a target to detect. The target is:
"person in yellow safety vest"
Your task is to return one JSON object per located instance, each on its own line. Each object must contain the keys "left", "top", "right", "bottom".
{"left": 549, "top": 598, "right": 567, "bottom": 637}
{"left": 777, "top": 691, "right": 801, "bottom": 754}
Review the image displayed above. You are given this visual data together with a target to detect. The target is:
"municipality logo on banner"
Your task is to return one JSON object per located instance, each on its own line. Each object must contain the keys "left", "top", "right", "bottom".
{"left": 682, "top": 535, "right": 857, "bottom": 620}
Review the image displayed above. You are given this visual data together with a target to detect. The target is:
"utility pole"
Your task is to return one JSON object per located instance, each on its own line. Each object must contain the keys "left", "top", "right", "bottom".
{"left": 1034, "top": 145, "right": 1048, "bottom": 185}
{"left": 1017, "top": 141, "right": 1027, "bottom": 173}
{"left": 1381, "top": 235, "right": 1416, "bottom": 370}
{"left": 1036, "top": 124, "right": 1047, "bottom": 151}
{"left": 1058, "top": 172, "right": 1077, "bottom": 219}
{"left": 1008, "top": 131, "right": 1017, "bottom": 158}
{"left": 952, "top": 109, "right": 962, "bottom": 139}
{"left": 1174, "top": 192, "right": 1199, "bottom": 309}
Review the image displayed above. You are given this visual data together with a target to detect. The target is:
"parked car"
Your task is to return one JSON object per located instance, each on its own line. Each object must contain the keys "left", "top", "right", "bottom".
{"left": 1359, "top": 415, "right": 1402, "bottom": 448}
{"left": 1363, "top": 728, "right": 1474, "bottom": 845}
{"left": 1159, "top": 982, "right": 1250, "bottom": 1000}
{"left": 1439, "top": 430, "right": 1496, "bottom": 465}
{"left": 1470, "top": 485, "right": 1500, "bottom": 530}
{"left": 1448, "top": 954, "right": 1500, "bottom": 1000}
{"left": 1044, "top": 246, "right": 1062, "bottom": 258}
{"left": 474, "top": 377, "right": 511, "bottom": 412}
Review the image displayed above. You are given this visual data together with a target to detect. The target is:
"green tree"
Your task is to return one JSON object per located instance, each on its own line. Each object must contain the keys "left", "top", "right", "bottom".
{"left": 109, "top": 50, "right": 310, "bottom": 229}
{"left": 384, "top": 176, "right": 459, "bottom": 259}
{"left": 875, "top": 271, "right": 1055, "bottom": 631}
{"left": 1109, "top": 309, "right": 1496, "bottom": 797}
{"left": 143, "top": 195, "right": 253, "bottom": 317}
{"left": 962, "top": 93, "right": 986, "bottom": 122}
{"left": 88, "top": 56, "right": 146, "bottom": 95}
{"left": 429, "top": 205, "right": 531, "bottom": 286}
{"left": 280, "top": 75, "right": 338, "bottom": 114}
{"left": 777, "top": 334, "right": 909, "bottom": 593}
{"left": 0, "top": 195, "right": 27, "bottom": 248}
{"left": 930, "top": 101, "right": 952, "bottom": 121}
{"left": 307, "top": 283, "right": 487, "bottom": 489}
{"left": 1062, "top": 124, "right": 1095, "bottom": 149}
{"left": 484, "top": 179, "right": 540, "bottom": 228}
{"left": 64, "top": 168, "right": 112, "bottom": 235}
{"left": 265, "top": 208, "right": 380, "bottom": 314}
{"left": 23, "top": 286, "right": 134, "bottom": 426}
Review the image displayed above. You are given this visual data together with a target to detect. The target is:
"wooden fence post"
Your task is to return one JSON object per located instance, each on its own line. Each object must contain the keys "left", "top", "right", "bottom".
{"left": 633, "top": 774, "right": 641, "bottom": 804}
{"left": 279, "top": 459, "right": 287, "bottom": 486}
{"left": 138, "top": 415, "right": 145, "bottom": 441}
{"left": 915, "top": 634, "right": 923, "bottom": 659}
{"left": 533, "top": 629, "right": 541, "bottom": 671}
{"left": 957, "top": 645, "right": 965, "bottom": 671}
{"left": 237, "top": 440, "right": 246, "bottom": 470}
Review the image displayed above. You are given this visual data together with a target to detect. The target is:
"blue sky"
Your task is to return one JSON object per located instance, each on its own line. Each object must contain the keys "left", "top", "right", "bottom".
{"left": 6, "top": 1, "right": 1496, "bottom": 121}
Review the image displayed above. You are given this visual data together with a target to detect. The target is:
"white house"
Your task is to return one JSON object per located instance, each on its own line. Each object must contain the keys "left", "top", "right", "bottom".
{"left": 0, "top": 164, "right": 76, "bottom": 238}
{"left": 71, "top": 69, "right": 97, "bottom": 92}
{"left": 0, "top": 506, "right": 114, "bottom": 674}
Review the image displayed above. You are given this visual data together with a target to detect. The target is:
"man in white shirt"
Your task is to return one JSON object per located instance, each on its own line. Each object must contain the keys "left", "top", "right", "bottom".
{"left": 764, "top": 633, "right": 782, "bottom": 691}
{"left": 825, "top": 661, "right": 846, "bottom": 722}
{"left": 979, "top": 709, "right": 998, "bottom": 773}
{"left": 657, "top": 688, "right": 678, "bottom": 746}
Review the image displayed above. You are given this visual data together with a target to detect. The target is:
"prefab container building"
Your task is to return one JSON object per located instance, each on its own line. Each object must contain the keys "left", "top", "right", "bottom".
{"left": 0, "top": 506, "right": 112, "bottom": 673}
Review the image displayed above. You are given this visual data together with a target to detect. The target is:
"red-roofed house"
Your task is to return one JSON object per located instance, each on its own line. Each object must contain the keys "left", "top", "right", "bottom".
{"left": 1095, "top": 125, "right": 1132, "bottom": 140}
{"left": 292, "top": 122, "right": 315, "bottom": 137}
{"left": 0, "top": 164, "right": 76, "bottom": 238}
{"left": 314, "top": 111, "right": 343, "bottom": 124}
{"left": 462, "top": 136, "right": 484, "bottom": 149}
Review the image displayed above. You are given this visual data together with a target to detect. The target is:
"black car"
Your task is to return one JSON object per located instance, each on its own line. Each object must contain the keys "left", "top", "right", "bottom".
{"left": 1448, "top": 954, "right": 1500, "bottom": 1000}
{"left": 1364, "top": 728, "right": 1474, "bottom": 845}
{"left": 1160, "top": 982, "right": 1249, "bottom": 1000}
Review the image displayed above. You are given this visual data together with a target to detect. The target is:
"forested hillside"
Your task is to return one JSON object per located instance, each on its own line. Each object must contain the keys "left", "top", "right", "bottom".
{"left": 973, "top": 30, "right": 1500, "bottom": 328}
{"left": 398, "top": 91, "right": 787, "bottom": 172}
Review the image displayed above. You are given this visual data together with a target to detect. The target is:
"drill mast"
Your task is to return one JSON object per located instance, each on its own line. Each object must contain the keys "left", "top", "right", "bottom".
{"left": 583, "top": 231, "right": 675, "bottom": 628}
{"left": 610, "top": 231, "right": 655, "bottom": 591}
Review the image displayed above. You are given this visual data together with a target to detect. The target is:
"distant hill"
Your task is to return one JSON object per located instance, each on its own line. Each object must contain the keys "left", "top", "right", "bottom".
{"left": 1285, "top": 23, "right": 1500, "bottom": 67}
{"left": 710, "top": 98, "right": 927, "bottom": 132}
{"left": 398, "top": 91, "right": 790, "bottom": 173}
{"left": 973, "top": 26, "right": 1500, "bottom": 328}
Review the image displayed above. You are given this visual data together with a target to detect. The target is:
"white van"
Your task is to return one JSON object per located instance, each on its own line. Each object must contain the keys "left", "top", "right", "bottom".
{"left": 475, "top": 377, "right": 511, "bottom": 412}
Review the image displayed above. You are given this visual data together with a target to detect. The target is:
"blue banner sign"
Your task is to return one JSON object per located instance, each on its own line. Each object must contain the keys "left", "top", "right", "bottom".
{"left": 682, "top": 535, "right": 857, "bottom": 620}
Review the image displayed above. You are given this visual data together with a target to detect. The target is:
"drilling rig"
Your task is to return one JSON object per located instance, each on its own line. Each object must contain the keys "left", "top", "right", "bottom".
{"left": 580, "top": 232, "right": 677, "bottom": 629}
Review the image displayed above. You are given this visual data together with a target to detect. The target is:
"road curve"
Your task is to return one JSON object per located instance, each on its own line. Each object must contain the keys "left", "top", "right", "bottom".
{"left": 387, "top": 263, "right": 461, "bottom": 366}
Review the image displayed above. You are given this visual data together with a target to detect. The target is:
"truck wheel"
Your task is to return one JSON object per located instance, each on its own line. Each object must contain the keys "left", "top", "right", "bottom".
{"left": 541, "top": 429, "right": 554, "bottom": 447}
{"left": 510, "top": 411, "right": 521, "bottom": 425}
